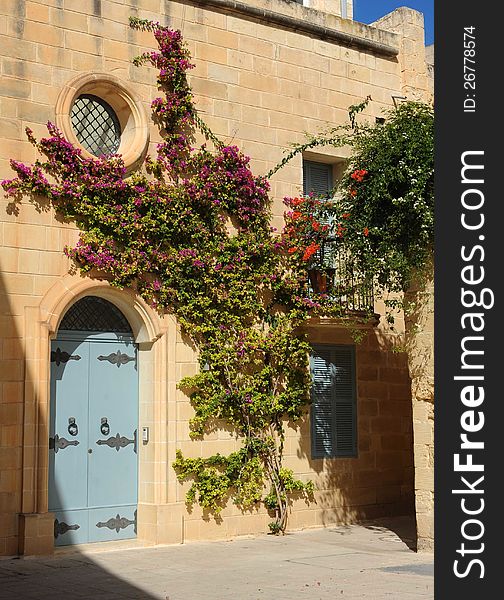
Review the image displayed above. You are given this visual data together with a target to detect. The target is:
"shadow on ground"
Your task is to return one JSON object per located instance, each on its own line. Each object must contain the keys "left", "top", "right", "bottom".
{"left": 363, "top": 515, "right": 417, "bottom": 551}
{"left": 0, "top": 549, "right": 160, "bottom": 600}
{"left": 0, "top": 518, "right": 433, "bottom": 600}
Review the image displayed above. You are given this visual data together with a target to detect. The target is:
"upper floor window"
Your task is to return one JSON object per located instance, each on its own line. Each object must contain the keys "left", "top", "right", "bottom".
{"left": 303, "top": 160, "right": 333, "bottom": 198}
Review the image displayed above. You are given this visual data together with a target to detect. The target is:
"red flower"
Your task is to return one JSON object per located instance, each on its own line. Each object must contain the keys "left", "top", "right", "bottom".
{"left": 351, "top": 169, "right": 368, "bottom": 183}
{"left": 349, "top": 189, "right": 357, "bottom": 197}
{"left": 336, "top": 224, "right": 346, "bottom": 238}
{"left": 342, "top": 212, "right": 351, "bottom": 219}
{"left": 312, "top": 220, "right": 320, "bottom": 231}
{"left": 302, "top": 242, "right": 320, "bottom": 261}
{"left": 292, "top": 211, "right": 302, "bottom": 220}
{"left": 363, "top": 227, "right": 369, "bottom": 237}
{"left": 288, "top": 246, "right": 298, "bottom": 254}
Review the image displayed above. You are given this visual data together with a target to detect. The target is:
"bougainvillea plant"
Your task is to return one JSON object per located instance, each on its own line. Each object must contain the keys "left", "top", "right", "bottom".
{"left": 1, "top": 18, "right": 323, "bottom": 534}
{"left": 339, "top": 101, "right": 434, "bottom": 293}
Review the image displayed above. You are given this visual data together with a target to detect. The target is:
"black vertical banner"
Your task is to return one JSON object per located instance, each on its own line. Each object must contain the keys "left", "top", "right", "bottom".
{"left": 436, "top": 1, "right": 501, "bottom": 597}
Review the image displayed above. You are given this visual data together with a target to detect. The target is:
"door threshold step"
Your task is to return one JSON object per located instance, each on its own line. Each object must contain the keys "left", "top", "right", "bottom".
{"left": 54, "top": 538, "right": 155, "bottom": 556}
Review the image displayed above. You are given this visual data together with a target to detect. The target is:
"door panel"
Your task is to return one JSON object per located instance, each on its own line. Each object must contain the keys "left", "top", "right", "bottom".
{"left": 49, "top": 340, "right": 89, "bottom": 512}
{"left": 88, "top": 505, "right": 137, "bottom": 543}
{"left": 53, "top": 509, "right": 89, "bottom": 547}
{"left": 87, "top": 341, "right": 138, "bottom": 511}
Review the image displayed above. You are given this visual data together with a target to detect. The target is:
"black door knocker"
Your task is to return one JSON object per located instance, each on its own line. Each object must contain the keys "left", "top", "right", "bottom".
{"left": 67, "top": 417, "right": 78, "bottom": 436}
{"left": 100, "top": 417, "right": 110, "bottom": 436}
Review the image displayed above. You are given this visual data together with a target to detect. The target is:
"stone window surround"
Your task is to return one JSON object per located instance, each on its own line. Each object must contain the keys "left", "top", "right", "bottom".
{"left": 55, "top": 73, "right": 150, "bottom": 173}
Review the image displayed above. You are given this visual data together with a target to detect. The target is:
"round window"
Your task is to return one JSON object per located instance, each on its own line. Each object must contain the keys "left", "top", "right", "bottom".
{"left": 70, "top": 94, "right": 121, "bottom": 157}
{"left": 56, "top": 73, "right": 149, "bottom": 173}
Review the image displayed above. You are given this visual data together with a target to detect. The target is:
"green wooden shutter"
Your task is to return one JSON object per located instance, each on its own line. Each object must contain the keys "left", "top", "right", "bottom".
{"left": 311, "top": 345, "right": 357, "bottom": 458}
{"left": 332, "top": 346, "right": 357, "bottom": 456}
{"left": 303, "top": 161, "right": 334, "bottom": 270}
{"left": 303, "top": 161, "right": 333, "bottom": 197}
{"left": 310, "top": 346, "right": 335, "bottom": 457}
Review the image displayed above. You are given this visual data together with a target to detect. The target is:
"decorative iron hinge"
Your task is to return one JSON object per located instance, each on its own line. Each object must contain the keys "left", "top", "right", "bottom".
{"left": 51, "top": 347, "right": 81, "bottom": 366}
{"left": 96, "top": 510, "right": 137, "bottom": 533}
{"left": 97, "top": 350, "right": 136, "bottom": 368}
{"left": 54, "top": 519, "right": 80, "bottom": 539}
{"left": 96, "top": 430, "right": 137, "bottom": 453}
{"left": 49, "top": 434, "right": 79, "bottom": 453}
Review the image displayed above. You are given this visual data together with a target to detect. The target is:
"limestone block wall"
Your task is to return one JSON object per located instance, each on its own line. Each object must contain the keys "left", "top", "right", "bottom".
{"left": 372, "top": 7, "right": 431, "bottom": 102}
{"left": 0, "top": 0, "right": 430, "bottom": 554}
{"left": 307, "top": 0, "right": 353, "bottom": 20}
{"left": 425, "top": 44, "right": 434, "bottom": 106}
{"left": 139, "top": 324, "right": 414, "bottom": 544}
{"left": 405, "top": 275, "right": 435, "bottom": 552}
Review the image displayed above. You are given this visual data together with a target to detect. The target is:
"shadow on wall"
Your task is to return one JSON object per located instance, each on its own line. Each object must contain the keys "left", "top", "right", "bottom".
{"left": 0, "top": 267, "right": 25, "bottom": 556}
{"left": 0, "top": 268, "right": 161, "bottom": 597}
{"left": 169, "top": 322, "right": 416, "bottom": 543}
{"left": 291, "top": 326, "right": 415, "bottom": 546}
{"left": 0, "top": 257, "right": 414, "bottom": 582}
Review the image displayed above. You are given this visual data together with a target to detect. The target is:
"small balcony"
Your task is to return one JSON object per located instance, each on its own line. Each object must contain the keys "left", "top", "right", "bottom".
{"left": 307, "top": 240, "right": 375, "bottom": 315}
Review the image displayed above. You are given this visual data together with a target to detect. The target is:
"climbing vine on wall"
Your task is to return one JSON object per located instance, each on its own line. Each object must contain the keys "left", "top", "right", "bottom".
{"left": 278, "top": 98, "right": 434, "bottom": 324}
{"left": 2, "top": 19, "right": 433, "bottom": 533}
{"left": 2, "top": 18, "right": 318, "bottom": 534}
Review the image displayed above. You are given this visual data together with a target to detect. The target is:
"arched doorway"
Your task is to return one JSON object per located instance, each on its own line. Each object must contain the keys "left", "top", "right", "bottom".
{"left": 49, "top": 296, "right": 139, "bottom": 546}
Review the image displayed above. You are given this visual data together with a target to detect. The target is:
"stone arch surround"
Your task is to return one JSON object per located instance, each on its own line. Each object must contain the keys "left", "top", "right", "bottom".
{"left": 19, "top": 275, "right": 173, "bottom": 555}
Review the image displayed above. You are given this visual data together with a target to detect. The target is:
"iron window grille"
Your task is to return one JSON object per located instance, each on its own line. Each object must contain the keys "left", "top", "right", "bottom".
{"left": 59, "top": 296, "right": 132, "bottom": 333}
{"left": 302, "top": 160, "right": 374, "bottom": 313}
{"left": 70, "top": 94, "right": 121, "bottom": 157}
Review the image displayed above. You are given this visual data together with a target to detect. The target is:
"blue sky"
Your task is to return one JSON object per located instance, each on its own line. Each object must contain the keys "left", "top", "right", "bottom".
{"left": 353, "top": 1, "right": 434, "bottom": 45}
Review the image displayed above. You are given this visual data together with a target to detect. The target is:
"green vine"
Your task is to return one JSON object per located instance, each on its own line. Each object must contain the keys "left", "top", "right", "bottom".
{"left": 276, "top": 99, "right": 434, "bottom": 325}
{"left": 2, "top": 19, "right": 316, "bottom": 534}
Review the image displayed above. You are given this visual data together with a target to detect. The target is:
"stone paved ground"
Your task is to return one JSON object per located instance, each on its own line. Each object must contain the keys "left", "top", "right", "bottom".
{"left": 0, "top": 518, "right": 433, "bottom": 599}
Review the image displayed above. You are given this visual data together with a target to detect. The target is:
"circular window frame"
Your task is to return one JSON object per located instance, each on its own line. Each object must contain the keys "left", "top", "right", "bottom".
{"left": 56, "top": 73, "right": 149, "bottom": 173}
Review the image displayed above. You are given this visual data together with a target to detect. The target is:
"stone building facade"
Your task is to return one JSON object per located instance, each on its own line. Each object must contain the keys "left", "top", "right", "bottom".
{"left": 0, "top": 0, "right": 433, "bottom": 555}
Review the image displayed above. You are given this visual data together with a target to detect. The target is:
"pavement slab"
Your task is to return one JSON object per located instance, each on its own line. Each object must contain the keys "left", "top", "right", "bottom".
{"left": 0, "top": 517, "right": 433, "bottom": 599}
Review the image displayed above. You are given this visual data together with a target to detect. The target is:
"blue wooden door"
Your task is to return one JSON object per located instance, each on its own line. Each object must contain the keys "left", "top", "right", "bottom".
{"left": 49, "top": 339, "right": 90, "bottom": 545}
{"left": 49, "top": 331, "right": 138, "bottom": 546}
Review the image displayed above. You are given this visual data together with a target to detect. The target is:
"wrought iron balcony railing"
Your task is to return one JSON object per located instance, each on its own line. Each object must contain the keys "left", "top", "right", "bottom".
{"left": 307, "top": 240, "right": 374, "bottom": 314}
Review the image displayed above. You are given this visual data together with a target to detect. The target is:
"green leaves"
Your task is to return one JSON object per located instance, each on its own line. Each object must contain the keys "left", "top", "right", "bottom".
{"left": 278, "top": 100, "right": 433, "bottom": 306}
{"left": 339, "top": 101, "right": 434, "bottom": 293}
{"left": 173, "top": 449, "right": 265, "bottom": 512}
